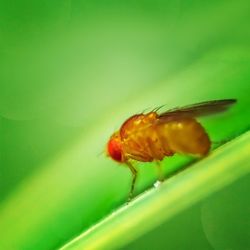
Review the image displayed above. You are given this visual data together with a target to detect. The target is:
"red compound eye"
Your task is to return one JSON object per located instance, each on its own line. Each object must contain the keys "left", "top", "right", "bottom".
{"left": 107, "top": 137, "right": 123, "bottom": 162}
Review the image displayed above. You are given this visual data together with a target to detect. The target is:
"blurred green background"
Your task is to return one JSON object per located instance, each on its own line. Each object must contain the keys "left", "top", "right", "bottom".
{"left": 0, "top": 0, "right": 249, "bottom": 249}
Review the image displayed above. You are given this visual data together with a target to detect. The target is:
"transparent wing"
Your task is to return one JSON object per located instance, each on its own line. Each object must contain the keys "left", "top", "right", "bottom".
{"left": 158, "top": 99, "right": 237, "bottom": 120}
{"left": 119, "top": 99, "right": 236, "bottom": 139}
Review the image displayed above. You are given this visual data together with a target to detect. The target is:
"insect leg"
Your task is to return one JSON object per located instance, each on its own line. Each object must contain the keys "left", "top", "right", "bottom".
{"left": 212, "top": 139, "right": 230, "bottom": 147}
{"left": 155, "top": 161, "right": 165, "bottom": 182}
{"left": 126, "top": 162, "right": 138, "bottom": 202}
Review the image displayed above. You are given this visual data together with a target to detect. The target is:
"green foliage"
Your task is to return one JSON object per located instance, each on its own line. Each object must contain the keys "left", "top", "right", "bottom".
{"left": 61, "top": 132, "right": 250, "bottom": 250}
{"left": 0, "top": 0, "right": 249, "bottom": 249}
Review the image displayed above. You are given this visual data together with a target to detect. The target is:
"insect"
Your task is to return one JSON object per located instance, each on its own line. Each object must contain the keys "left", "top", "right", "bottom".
{"left": 106, "top": 99, "right": 236, "bottom": 200}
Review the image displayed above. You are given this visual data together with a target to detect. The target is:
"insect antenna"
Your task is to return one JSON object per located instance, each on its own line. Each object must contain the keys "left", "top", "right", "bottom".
{"left": 97, "top": 149, "right": 106, "bottom": 157}
{"left": 97, "top": 140, "right": 109, "bottom": 158}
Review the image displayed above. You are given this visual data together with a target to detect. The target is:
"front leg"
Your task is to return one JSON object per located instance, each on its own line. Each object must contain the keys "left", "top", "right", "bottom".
{"left": 126, "top": 161, "right": 138, "bottom": 202}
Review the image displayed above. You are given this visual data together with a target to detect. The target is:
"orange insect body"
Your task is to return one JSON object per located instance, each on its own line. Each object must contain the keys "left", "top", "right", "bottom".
{"left": 108, "top": 112, "right": 210, "bottom": 164}
{"left": 106, "top": 99, "right": 236, "bottom": 200}
{"left": 122, "top": 112, "right": 210, "bottom": 161}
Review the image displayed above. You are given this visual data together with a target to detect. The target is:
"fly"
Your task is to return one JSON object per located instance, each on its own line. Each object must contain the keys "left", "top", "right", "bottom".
{"left": 106, "top": 99, "right": 237, "bottom": 201}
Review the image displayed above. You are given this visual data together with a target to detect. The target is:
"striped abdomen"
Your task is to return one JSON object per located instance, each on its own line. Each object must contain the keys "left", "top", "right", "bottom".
{"left": 121, "top": 112, "right": 211, "bottom": 162}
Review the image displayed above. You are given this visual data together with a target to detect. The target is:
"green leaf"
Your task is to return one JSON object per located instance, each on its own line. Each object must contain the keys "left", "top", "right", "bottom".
{"left": 61, "top": 131, "right": 250, "bottom": 250}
